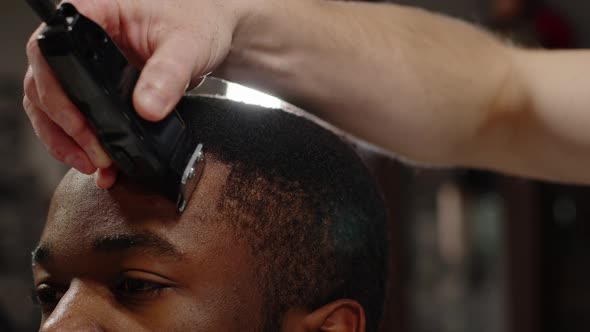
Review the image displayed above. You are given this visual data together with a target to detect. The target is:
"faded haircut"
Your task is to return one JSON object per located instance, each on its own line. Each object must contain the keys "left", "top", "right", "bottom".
{"left": 178, "top": 95, "right": 389, "bottom": 332}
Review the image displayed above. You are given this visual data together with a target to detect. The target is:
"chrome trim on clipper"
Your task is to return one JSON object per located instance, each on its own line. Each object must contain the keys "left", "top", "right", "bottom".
{"left": 177, "top": 143, "right": 205, "bottom": 212}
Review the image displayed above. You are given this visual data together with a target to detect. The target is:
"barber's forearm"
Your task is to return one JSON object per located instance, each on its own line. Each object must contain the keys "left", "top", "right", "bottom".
{"left": 469, "top": 49, "right": 590, "bottom": 184}
{"left": 221, "top": 0, "right": 515, "bottom": 166}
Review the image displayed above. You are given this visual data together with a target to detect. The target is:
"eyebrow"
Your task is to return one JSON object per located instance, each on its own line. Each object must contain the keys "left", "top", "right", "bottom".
{"left": 32, "top": 231, "right": 184, "bottom": 266}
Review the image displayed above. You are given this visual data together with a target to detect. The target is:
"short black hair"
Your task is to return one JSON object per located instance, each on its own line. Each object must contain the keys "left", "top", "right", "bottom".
{"left": 178, "top": 95, "right": 389, "bottom": 332}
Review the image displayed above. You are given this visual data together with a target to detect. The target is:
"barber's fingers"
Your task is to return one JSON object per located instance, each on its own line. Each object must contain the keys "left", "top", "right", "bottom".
{"left": 95, "top": 166, "right": 117, "bottom": 189}
{"left": 23, "top": 96, "right": 96, "bottom": 175}
{"left": 23, "top": 66, "right": 42, "bottom": 107}
{"left": 133, "top": 36, "right": 201, "bottom": 121}
{"left": 23, "top": 62, "right": 112, "bottom": 170}
{"left": 58, "top": 0, "right": 122, "bottom": 36}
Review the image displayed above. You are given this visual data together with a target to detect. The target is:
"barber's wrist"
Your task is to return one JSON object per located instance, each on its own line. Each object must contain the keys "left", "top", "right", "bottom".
{"left": 218, "top": 0, "right": 319, "bottom": 89}
{"left": 219, "top": 0, "right": 275, "bottom": 82}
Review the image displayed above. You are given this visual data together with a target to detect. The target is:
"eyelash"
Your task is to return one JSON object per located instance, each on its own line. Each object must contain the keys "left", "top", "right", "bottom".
{"left": 31, "top": 284, "right": 64, "bottom": 313}
{"left": 31, "top": 278, "right": 169, "bottom": 311}
{"left": 115, "top": 278, "right": 168, "bottom": 300}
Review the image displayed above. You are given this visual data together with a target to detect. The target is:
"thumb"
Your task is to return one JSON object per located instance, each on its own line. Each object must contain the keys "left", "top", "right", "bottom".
{"left": 133, "top": 36, "right": 201, "bottom": 121}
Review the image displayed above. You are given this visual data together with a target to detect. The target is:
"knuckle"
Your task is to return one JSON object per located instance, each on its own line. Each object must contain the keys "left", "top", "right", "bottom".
{"left": 66, "top": 113, "right": 86, "bottom": 138}
{"left": 23, "top": 77, "right": 36, "bottom": 100}
{"left": 150, "top": 58, "right": 186, "bottom": 81}
{"left": 22, "top": 96, "right": 32, "bottom": 112}
{"left": 23, "top": 101, "right": 43, "bottom": 133}
{"left": 47, "top": 145, "right": 67, "bottom": 162}
{"left": 29, "top": 115, "right": 47, "bottom": 140}
{"left": 39, "top": 93, "right": 66, "bottom": 120}
{"left": 23, "top": 75, "right": 36, "bottom": 96}
{"left": 39, "top": 94, "right": 65, "bottom": 121}
{"left": 29, "top": 115, "right": 42, "bottom": 133}
{"left": 37, "top": 89, "right": 51, "bottom": 108}
{"left": 23, "top": 67, "right": 35, "bottom": 91}
{"left": 26, "top": 37, "right": 40, "bottom": 59}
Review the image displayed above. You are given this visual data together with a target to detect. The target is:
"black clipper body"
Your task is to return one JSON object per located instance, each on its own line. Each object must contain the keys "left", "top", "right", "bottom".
{"left": 27, "top": 0, "right": 204, "bottom": 212}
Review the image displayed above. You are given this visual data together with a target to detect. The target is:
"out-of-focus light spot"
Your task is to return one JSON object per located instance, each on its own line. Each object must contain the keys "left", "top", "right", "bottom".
{"left": 553, "top": 196, "right": 576, "bottom": 226}
{"left": 226, "top": 83, "right": 283, "bottom": 109}
{"left": 436, "top": 181, "right": 465, "bottom": 266}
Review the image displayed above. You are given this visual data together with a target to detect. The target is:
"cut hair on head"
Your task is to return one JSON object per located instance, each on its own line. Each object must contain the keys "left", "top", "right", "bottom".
{"left": 174, "top": 94, "right": 390, "bottom": 332}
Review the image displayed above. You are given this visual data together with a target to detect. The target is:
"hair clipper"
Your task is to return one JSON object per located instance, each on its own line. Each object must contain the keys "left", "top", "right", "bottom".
{"left": 26, "top": 0, "right": 204, "bottom": 212}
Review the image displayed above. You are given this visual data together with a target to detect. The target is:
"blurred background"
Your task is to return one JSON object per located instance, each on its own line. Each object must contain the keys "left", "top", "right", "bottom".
{"left": 1, "top": 0, "right": 590, "bottom": 331}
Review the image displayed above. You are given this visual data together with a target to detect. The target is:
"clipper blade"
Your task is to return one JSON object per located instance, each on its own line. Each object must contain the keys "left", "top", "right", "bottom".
{"left": 176, "top": 143, "right": 205, "bottom": 212}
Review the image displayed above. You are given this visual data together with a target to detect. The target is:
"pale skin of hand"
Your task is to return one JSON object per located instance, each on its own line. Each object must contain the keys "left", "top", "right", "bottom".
{"left": 24, "top": 0, "right": 590, "bottom": 188}
{"left": 23, "top": 0, "right": 249, "bottom": 188}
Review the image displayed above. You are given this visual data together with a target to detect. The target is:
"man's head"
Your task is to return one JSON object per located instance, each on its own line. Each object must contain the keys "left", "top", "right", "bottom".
{"left": 32, "top": 96, "right": 389, "bottom": 331}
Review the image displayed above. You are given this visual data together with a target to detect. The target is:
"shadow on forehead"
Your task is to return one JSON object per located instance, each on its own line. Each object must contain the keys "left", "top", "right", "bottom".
{"left": 49, "top": 154, "right": 230, "bottom": 230}
{"left": 34, "top": 170, "right": 185, "bottom": 266}
{"left": 48, "top": 170, "right": 181, "bottom": 229}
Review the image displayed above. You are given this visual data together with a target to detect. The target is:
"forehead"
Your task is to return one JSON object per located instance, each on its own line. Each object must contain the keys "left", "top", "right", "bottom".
{"left": 35, "top": 162, "right": 265, "bottom": 329}
{"left": 42, "top": 160, "right": 232, "bottom": 254}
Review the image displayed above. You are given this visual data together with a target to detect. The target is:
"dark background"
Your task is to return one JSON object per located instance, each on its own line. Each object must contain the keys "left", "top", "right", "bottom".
{"left": 1, "top": 0, "right": 590, "bottom": 331}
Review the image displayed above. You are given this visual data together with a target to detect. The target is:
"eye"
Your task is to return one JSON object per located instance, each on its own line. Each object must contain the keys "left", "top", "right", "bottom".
{"left": 118, "top": 278, "right": 164, "bottom": 294}
{"left": 115, "top": 276, "right": 169, "bottom": 303}
{"left": 31, "top": 284, "right": 65, "bottom": 313}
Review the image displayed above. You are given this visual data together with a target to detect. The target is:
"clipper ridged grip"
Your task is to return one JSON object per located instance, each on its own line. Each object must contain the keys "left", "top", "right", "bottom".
{"left": 25, "top": 0, "right": 58, "bottom": 24}
{"left": 25, "top": 0, "right": 203, "bottom": 211}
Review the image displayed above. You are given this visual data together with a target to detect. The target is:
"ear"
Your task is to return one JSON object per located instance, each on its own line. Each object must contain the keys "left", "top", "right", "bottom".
{"left": 303, "top": 299, "right": 366, "bottom": 332}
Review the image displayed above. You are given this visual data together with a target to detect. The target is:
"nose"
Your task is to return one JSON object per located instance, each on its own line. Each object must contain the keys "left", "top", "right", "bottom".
{"left": 40, "top": 280, "right": 108, "bottom": 332}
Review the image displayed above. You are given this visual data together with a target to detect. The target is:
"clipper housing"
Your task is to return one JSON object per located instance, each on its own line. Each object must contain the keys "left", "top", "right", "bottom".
{"left": 26, "top": 0, "right": 204, "bottom": 212}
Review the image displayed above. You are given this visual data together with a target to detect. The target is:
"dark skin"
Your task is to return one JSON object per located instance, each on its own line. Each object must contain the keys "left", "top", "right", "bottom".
{"left": 32, "top": 156, "right": 365, "bottom": 332}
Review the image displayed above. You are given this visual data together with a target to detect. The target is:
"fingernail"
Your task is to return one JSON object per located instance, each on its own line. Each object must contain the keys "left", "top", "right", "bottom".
{"left": 136, "top": 84, "right": 169, "bottom": 120}
{"left": 89, "top": 144, "right": 112, "bottom": 168}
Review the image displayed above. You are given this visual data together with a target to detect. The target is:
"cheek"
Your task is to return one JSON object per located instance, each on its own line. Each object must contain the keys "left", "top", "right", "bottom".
{"left": 172, "top": 241, "right": 264, "bottom": 330}
{"left": 163, "top": 285, "right": 261, "bottom": 332}
{"left": 114, "top": 293, "right": 213, "bottom": 331}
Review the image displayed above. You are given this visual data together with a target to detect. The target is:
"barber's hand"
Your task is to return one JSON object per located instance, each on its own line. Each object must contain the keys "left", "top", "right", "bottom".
{"left": 23, "top": 0, "right": 250, "bottom": 188}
